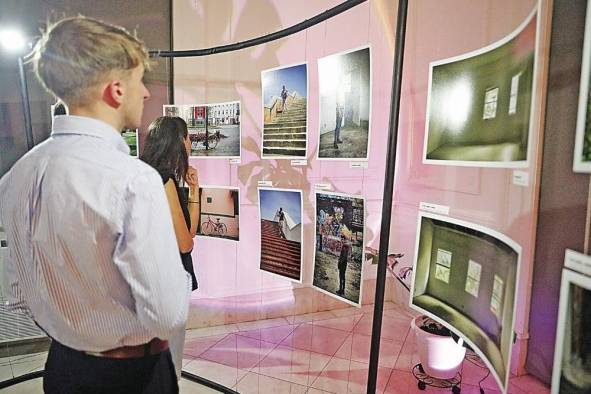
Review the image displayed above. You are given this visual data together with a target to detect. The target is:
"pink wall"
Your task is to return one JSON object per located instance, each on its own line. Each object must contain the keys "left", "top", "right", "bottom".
{"left": 173, "top": 0, "right": 396, "bottom": 303}
{"left": 172, "top": 0, "right": 551, "bottom": 376}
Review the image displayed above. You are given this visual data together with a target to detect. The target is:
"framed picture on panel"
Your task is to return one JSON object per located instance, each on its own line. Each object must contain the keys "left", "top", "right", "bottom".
{"left": 551, "top": 268, "right": 591, "bottom": 393}
{"left": 573, "top": 1, "right": 591, "bottom": 172}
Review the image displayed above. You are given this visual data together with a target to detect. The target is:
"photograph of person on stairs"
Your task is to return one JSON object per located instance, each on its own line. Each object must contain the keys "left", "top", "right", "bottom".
{"left": 258, "top": 188, "right": 303, "bottom": 282}
{"left": 262, "top": 63, "right": 308, "bottom": 158}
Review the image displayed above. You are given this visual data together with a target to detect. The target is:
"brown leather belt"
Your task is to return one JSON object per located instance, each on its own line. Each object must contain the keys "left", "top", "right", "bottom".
{"left": 86, "top": 338, "right": 169, "bottom": 359}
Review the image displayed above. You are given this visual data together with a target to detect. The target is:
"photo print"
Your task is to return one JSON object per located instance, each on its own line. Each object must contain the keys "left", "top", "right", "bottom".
{"left": 122, "top": 128, "right": 138, "bottom": 157}
{"left": 318, "top": 46, "right": 371, "bottom": 160}
{"left": 551, "top": 269, "right": 591, "bottom": 394}
{"left": 423, "top": 9, "right": 537, "bottom": 167}
{"left": 574, "top": 1, "right": 591, "bottom": 172}
{"left": 197, "top": 186, "right": 240, "bottom": 241}
{"left": 261, "top": 63, "right": 308, "bottom": 158}
{"left": 411, "top": 212, "right": 521, "bottom": 393}
{"left": 313, "top": 191, "right": 365, "bottom": 306}
{"left": 258, "top": 188, "right": 303, "bottom": 282}
{"left": 163, "top": 102, "right": 241, "bottom": 158}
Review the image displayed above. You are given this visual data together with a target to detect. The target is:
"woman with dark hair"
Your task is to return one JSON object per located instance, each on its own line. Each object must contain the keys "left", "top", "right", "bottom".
{"left": 140, "top": 116, "right": 199, "bottom": 379}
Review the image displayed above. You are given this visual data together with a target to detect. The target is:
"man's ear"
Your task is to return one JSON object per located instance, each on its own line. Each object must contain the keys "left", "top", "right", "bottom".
{"left": 102, "top": 79, "right": 124, "bottom": 109}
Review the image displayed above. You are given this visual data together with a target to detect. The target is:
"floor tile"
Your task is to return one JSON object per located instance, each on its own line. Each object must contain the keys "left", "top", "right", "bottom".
{"left": 185, "top": 324, "right": 239, "bottom": 339}
{"left": 237, "top": 324, "right": 298, "bottom": 345}
{"left": 310, "top": 356, "right": 391, "bottom": 394}
{"left": 183, "top": 357, "right": 248, "bottom": 389}
{"left": 234, "top": 372, "right": 308, "bottom": 394}
{"left": 280, "top": 324, "right": 350, "bottom": 357}
{"left": 353, "top": 314, "right": 411, "bottom": 342}
{"left": 510, "top": 374, "right": 550, "bottom": 394}
{"left": 286, "top": 311, "right": 338, "bottom": 325}
{"left": 199, "top": 334, "right": 277, "bottom": 370}
{"left": 254, "top": 345, "right": 332, "bottom": 387}
{"left": 311, "top": 314, "right": 364, "bottom": 333}
{"left": 237, "top": 317, "right": 292, "bottom": 332}
{"left": 334, "top": 333, "right": 403, "bottom": 369}
{"left": 183, "top": 334, "right": 227, "bottom": 358}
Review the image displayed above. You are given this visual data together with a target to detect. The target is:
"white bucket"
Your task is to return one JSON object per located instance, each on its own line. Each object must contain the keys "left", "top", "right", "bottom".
{"left": 411, "top": 315, "right": 466, "bottom": 379}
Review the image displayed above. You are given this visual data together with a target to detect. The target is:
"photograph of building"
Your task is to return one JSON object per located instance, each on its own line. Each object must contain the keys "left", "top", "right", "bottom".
{"left": 313, "top": 192, "right": 365, "bottom": 306}
{"left": 423, "top": 10, "right": 536, "bottom": 167}
{"left": 197, "top": 186, "right": 240, "bottom": 241}
{"left": 121, "top": 128, "right": 138, "bottom": 157}
{"left": 163, "top": 102, "right": 241, "bottom": 158}
{"left": 551, "top": 269, "right": 591, "bottom": 394}
{"left": 258, "top": 188, "right": 302, "bottom": 282}
{"left": 318, "top": 46, "right": 371, "bottom": 160}
{"left": 261, "top": 63, "right": 308, "bottom": 158}
{"left": 411, "top": 213, "right": 521, "bottom": 392}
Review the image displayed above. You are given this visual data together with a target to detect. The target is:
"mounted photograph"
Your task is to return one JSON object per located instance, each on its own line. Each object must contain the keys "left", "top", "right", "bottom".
{"left": 258, "top": 188, "right": 303, "bottom": 282}
{"left": 163, "top": 102, "right": 241, "bottom": 159}
{"left": 261, "top": 63, "right": 308, "bottom": 158}
{"left": 197, "top": 186, "right": 240, "bottom": 241}
{"left": 318, "top": 46, "right": 371, "bottom": 160}
{"left": 423, "top": 9, "right": 537, "bottom": 167}
{"left": 551, "top": 269, "right": 591, "bottom": 394}
{"left": 313, "top": 191, "right": 365, "bottom": 306}
{"left": 410, "top": 212, "right": 521, "bottom": 393}
{"left": 573, "top": 1, "right": 591, "bottom": 172}
{"left": 121, "top": 128, "right": 138, "bottom": 157}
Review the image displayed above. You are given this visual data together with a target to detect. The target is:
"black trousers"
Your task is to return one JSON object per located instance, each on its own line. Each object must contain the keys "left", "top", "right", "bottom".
{"left": 43, "top": 340, "right": 179, "bottom": 394}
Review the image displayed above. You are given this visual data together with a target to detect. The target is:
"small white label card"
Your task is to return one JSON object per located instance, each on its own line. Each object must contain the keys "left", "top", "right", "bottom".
{"left": 350, "top": 161, "right": 369, "bottom": 169}
{"left": 419, "top": 202, "right": 450, "bottom": 215}
{"left": 257, "top": 180, "right": 273, "bottom": 187}
{"left": 314, "top": 183, "right": 332, "bottom": 191}
{"left": 565, "top": 249, "right": 591, "bottom": 277}
{"left": 291, "top": 159, "right": 307, "bottom": 166}
{"left": 512, "top": 171, "right": 529, "bottom": 187}
{"left": 229, "top": 158, "right": 241, "bottom": 164}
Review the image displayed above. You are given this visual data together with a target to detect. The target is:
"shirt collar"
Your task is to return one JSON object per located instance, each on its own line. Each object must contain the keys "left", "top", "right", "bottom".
{"left": 52, "top": 115, "right": 131, "bottom": 155}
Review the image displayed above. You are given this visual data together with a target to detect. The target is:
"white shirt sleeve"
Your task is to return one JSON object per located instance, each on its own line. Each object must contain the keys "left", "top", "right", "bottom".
{"left": 113, "top": 170, "right": 190, "bottom": 340}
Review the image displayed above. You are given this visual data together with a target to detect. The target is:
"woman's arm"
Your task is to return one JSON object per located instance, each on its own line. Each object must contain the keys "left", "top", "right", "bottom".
{"left": 164, "top": 179, "right": 194, "bottom": 253}
{"left": 186, "top": 166, "right": 200, "bottom": 237}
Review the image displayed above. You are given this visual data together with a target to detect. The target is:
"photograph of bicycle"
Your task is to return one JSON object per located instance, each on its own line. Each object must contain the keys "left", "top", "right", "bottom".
{"left": 163, "top": 101, "right": 241, "bottom": 158}
{"left": 197, "top": 186, "right": 240, "bottom": 241}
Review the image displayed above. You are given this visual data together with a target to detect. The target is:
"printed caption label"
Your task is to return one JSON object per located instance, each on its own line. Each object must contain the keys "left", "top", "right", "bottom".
{"left": 419, "top": 202, "right": 450, "bottom": 215}
{"left": 512, "top": 171, "right": 529, "bottom": 187}
{"left": 565, "top": 249, "right": 591, "bottom": 277}
{"left": 314, "top": 183, "right": 332, "bottom": 191}
{"left": 229, "top": 158, "right": 241, "bottom": 164}
{"left": 291, "top": 159, "right": 307, "bottom": 166}
{"left": 257, "top": 180, "right": 273, "bottom": 187}
{"left": 350, "top": 161, "right": 369, "bottom": 169}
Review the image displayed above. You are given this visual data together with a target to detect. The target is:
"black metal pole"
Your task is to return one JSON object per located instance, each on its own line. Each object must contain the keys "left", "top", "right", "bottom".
{"left": 18, "top": 56, "right": 34, "bottom": 150}
{"left": 366, "top": 0, "right": 408, "bottom": 393}
{"left": 167, "top": 0, "right": 175, "bottom": 104}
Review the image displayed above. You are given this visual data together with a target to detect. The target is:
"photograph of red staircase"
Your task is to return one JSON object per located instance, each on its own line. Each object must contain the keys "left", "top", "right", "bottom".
{"left": 260, "top": 219, "right": 301, "bottom": 281}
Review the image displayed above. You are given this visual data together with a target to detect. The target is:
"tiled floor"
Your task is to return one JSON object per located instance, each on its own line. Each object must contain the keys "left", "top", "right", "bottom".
{"left": 0, "top": 302, "right": 551, "bottom": 394}
{"left": 182, "top": 302, "right": 551, "bottom": 394}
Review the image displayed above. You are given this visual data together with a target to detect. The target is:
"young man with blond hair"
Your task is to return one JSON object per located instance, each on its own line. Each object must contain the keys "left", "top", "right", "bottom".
{"left": 0, "top": 16, "right": 189, "bottom": 393}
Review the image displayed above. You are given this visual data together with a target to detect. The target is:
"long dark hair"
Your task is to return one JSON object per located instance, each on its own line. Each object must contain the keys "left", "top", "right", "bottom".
{"left": 140, "top": 116, "right": 189, "bottom": 184}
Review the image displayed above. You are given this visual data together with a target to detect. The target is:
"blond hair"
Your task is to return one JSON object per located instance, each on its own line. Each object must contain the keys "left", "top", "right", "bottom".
{"left": 33, "top": 16, "right": 151, "bottom": 106}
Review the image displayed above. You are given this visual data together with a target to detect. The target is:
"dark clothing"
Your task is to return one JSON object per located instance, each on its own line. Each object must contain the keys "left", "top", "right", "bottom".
{"left": 338, "top": 242, "right": 350, "bottom": 271}
{"left": 44, "top": 340, "right": 178, "bottom": 394}
{"left": 334, "top": 104, "right": 343, "bottom": 145}
{"left": 160, "top": 173, "right": 198, "bottom": 291}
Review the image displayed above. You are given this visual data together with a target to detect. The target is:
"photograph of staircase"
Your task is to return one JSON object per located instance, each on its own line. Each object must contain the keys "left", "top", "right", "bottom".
{"left": 258, "top": 188, "right": 303, "bottom": 282}
{"left": 262, "top": 63, "right": 308, "bottom": 158}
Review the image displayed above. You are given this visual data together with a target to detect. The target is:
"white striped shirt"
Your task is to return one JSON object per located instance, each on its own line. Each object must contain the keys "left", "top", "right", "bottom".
{"left": 0, "top": 115, "right": 190, "bottom": 352}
